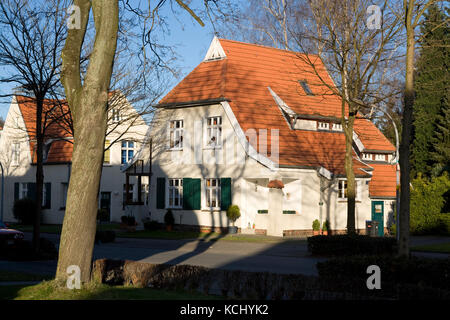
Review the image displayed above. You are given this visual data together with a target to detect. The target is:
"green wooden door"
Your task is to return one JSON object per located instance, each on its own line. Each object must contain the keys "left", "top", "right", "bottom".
{"left": 371, "top": 201, "right": 384, "bottom": 237}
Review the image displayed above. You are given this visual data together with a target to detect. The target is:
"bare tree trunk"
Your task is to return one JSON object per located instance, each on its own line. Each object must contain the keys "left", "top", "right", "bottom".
{"left": 33, "top": 97, "right": 44, "bottom": 255}
{"left": 56, "top": 0, "right": 119, "bottom": 283}
{"left": 344, "top": 116, "right": 356, "bottom": 235}
{"left": 398, "top": 6, "right": 415, "bottom": 257}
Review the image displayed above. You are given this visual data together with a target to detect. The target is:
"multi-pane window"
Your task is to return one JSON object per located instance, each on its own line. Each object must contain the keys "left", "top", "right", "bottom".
{"left": 121, "top": 140, "right": 134, "bottom": 164}
{"left": 61, "top": 183, "right": 68, "bottom": 208}
{"left": 206, "top": 178, "right": 221, "bottom": 208}
{"left": 375, "top": 154, "right": 386, "bottom": 161}
{"left": 19, "top": 183, "right": 28, "bottom": 199}
{"left": 332, "top": 123, "right": 343, "bottom": 131}
{"left": 206, "top": 117, "right": 222, "bottom": 147}
{"left": 168, "top": 178, "right": 183, "bottom": 208}
{"left": 111, "top": 108, "right": 121, "bottom": 123}
{"left": 123, "top": 184, "right": 134, "bottom": 204}
{"left": 338, "top": 180, "right": 360, "bottom": 200}
{"left": 318, "top": 122, "right": 329, "bottom": 130}
{"left": 169, "top": 120, "right": 184, "bottom": 149}
{"left": 12, "top": 142, "right": 20, "bottom": 165}
{"left": 362, "top": 153, "right": 372, "bottom": 161}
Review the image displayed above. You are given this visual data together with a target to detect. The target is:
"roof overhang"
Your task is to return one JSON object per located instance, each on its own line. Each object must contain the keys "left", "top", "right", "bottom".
{"left": 156, "top": 98, "right": 229, "bottom": 109}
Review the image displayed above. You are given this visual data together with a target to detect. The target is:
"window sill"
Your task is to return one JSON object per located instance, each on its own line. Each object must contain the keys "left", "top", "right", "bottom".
{"left": 203, "top": 146, "right": 222, "bottom": 150}
{"left": 201, "top": 208, "right": 223, "bottom": 212}
{"left": 167, "top": 148, "right": 183, "bottom": 151}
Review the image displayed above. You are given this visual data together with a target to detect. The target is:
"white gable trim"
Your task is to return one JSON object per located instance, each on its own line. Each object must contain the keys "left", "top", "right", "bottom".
{"left": 221, "top": 101, "right": 278, "bottom": 171}
{"left": 267, "top": 87, "right": 296, "bottom": 129}
{"left": 353, "top": 131, "right": 365, "bottom": 152}
{"left": 204, "top": 36, "right": 226, "bottom": 61}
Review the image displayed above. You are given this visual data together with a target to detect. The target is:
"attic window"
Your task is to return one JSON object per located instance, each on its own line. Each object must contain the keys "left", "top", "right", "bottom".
{"left": 317, "top": 122, "right": 329, "bottom": 130}
{"left": 299, "top": 80, "right": 314, "bottom": 96}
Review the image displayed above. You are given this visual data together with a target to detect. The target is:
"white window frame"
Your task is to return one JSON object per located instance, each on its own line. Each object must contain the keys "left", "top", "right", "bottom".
{"left": 338, "top": 179, "right": 361, "bottom": 201}
{"left": 121, "top": 140, "right": 135, "bottom": 164}
{"left": 12, "top": 142, "right": 20, "bottom": 166}
{"left": 375, "top": 154, "right": 386, "bottom": 161}
{"left": 205, "top": 116, "right": 222, "bottom": 148}
{"left": 167, "top": 178, "right": 183, "bottom": 208}
{"left": 61, "top": 183, "right": 68, "bottom": 208}
{"left": 19, "top": 183, "right": 28, "bottom": 199}
{"left": 111, "top": 108, "right": 121, "bottom": 123}
{"left": 168, "top": 120, "right": 184, "bottom": 150}
{"left": 318, "top": 122, "right": 329, "bottom": 130}
{"left": 123, "top": 183, "right": 135, "bottom": 204}
{"left": 205, "top": 178, "right": 221, "bottom": 209}
{"left": 362, "top": 153, "right": 372, "bottom": 161}
{"left": 332, "top": 123, "right": 343, "bottom": 131}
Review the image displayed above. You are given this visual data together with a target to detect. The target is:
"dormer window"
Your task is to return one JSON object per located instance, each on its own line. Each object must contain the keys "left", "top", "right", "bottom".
{"left": 318, "top": 122, "right": 329, "bottom": 130}
{"left": 375, "top": 154, "right": 386, "bottom": 162}
{"left": 332, "top": 123, "right": 343, "bottom": 131}
{"left": 362, "top": 153, "right": 372, "bottom": 161}
{"left": 299, "top": 80, "right": 314, "bottom": 96}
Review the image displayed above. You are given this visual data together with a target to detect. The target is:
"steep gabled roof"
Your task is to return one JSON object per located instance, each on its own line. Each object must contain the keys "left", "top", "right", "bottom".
{"left": 16, "top": 95, "right": 73, "bottom": 164}
{"left": 158, "top": 38, "right": 397, "bottom": 197}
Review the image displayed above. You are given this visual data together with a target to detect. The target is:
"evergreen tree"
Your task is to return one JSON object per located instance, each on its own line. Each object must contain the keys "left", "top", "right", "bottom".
{"left": 411, "top": 4, "right": 449, "bottom": 177}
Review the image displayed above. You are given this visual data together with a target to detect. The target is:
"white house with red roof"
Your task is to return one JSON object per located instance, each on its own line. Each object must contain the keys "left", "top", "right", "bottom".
{"left": 0, "top": 93, "right": 150, "bottom": 224}
{"left": 140, "top": 37, "right": 398, "bottom": 236}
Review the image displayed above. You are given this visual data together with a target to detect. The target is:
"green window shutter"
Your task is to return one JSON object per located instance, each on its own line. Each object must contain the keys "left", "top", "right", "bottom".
{"left": 45, "top": 183, "right": 51, "bottom": 209}
{"left": 220, "top": 178, "right": 231, "bottom": 211}
{"left": 183, "top": 178, "right": 201, "bottom": 210}
{"left": 14, "top": 182, "right": 19, "bottom": 201}
{"left": 27, "top": 183, "right": 36, "bottom": 202}
{"left": 192, "top": 179, "right": 201, "bottom": 210}
{"left": 156, "top": 178, "right": 165, "bottom": 209}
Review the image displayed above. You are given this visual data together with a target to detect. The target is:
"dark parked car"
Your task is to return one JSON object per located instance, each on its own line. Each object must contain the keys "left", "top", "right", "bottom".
{"left": 0, "top": 221, "right": 24, "bottom": 246}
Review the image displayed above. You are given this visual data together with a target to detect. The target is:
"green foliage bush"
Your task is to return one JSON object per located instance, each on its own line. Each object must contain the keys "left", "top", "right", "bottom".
{"left": 121, "top": 215, "right": 136, "bottom": 226}
{"left": 322, "top": 220, "right": 329, "bottom": 231}
{"left": 307, "top": 235, "right": 397, "bottom": 256}
{"left": 410, "top": 173, "right": 450, "bottom": 235}
{"left": 317, "top": 255, "right": 450, "bottom": 292}
{"left": 13, "top": 198, "right": 37, "bottom": 225}
{"left": 164, "top": 209, "right": 175, "bottom": 226}
{"left": 312, "top": 219, "right": 320, "bottom": 231}
{"left": 143, "top": 220, "right": 160, "bottom": 231}
{"left": 226, "top": 205, "right": 241, "bottom": 225}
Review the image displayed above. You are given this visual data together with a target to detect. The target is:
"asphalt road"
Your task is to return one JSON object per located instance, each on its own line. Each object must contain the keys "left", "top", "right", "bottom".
{"left": 0, "top": 233, "right": 448, "bottom": 278}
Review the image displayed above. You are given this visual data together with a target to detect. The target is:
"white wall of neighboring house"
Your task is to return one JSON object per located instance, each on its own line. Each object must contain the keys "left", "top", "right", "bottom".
{"left": 0, "top": 95, "right": 149, "bottom": 225}
{"left": 141, "top": 102, "right": 391, "bottom": 235}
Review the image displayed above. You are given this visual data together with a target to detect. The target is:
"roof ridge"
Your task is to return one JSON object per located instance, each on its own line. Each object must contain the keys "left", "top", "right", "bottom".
{"left": 218, "top": 38, "right": 319, "bottom": 58}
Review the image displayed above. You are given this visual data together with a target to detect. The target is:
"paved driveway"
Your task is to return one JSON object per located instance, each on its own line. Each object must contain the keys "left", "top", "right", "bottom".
{"left": 0, "top": 233, "right": 324, "bottom": 277}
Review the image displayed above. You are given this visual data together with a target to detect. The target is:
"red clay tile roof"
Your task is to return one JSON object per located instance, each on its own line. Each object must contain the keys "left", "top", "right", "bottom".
{"left": 368, "top": 163, "right": 397, "bottom": 198}
{"left": 15, "top": 95, "right": 73, "bottom": 163}
{"left": 160, "top": 39, "right": 396, "bottom": 197}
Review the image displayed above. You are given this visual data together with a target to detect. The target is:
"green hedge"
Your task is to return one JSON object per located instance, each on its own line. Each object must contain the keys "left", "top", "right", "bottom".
{"left": 307, "top": 235, "right": 397, "bottom": 256}
{"left": 410, "top": 173, "right": 450, "bottom": 235}
{"left": 317, "top": 255, "right": 450, "bottom": 292}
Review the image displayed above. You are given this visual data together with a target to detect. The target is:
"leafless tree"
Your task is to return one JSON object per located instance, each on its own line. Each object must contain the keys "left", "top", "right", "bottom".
{"left": 0, "top": 0, "right": 69, "bottom": 254}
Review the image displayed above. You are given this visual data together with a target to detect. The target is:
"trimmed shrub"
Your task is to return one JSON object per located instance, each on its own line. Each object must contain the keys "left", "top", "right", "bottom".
{"left": 322, "top": 220, "right": 329, "bottom": 232}
{"left": 95, "top": 230, "right": 116, "bottom": 243}
{"left": 13, "top": 198, "right": 37, "bottom": 225}
{"left": 226, "top": 205, "right": 241, "bottom": 226}
{"left": 317, "top": 255, "right": 450, "bottom": 292}
{"left": 121, "top": 215, "right": 136, "bottom": 226}
{"left": 164, "top": 209, "right": 175, "bottom": 226}
{"left": 410, "top": 173, "right": 450, "bottom": 235}
{"left": 143, "top": 220, "right": 160, "bottom": 231}
{"left": 307, "top": 235, "right": 397, "bottom": 256}
{"left": 312, "top": 219, "right": 320, "bottom": 231}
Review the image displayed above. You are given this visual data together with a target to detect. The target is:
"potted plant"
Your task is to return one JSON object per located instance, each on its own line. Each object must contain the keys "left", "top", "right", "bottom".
{"left": 226, "top": 205, "right": 241, "bottom": 234}
{"left": 312, "top": 219, "right": 320, "bottom": 236}
{"left": 322, "top": 220, "right": 330, "bottom": 236}
{"left": 164, "top": 209, "right": 175, "bottom": 231}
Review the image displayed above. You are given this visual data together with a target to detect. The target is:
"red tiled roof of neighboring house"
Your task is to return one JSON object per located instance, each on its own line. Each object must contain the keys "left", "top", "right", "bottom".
{"left": 15, "top": 95, "right": 73, "bottom": 163}
{"left": 158, "top": 39, "right": 397, "bottom": 197}
{"left": 368, "top": 163, "right": 397, "bottom": 199}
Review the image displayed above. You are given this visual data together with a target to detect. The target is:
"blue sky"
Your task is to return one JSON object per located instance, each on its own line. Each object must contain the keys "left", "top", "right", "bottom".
{"left": 0, "top": 1, "right": 219, "bottom": 121}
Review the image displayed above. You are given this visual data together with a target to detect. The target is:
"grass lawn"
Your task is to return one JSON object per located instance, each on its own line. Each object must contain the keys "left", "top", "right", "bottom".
{"left": 9, "top": 223, "right": 306, "bottom": 243}
{"left": 411, "top": 242, "right": 450, "bottom": 253}
{"left": 0, "top": 281, "right": 221, "bottom": 300}
{"left": 0, "top": 270, "right": 53, "bottom": 282}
